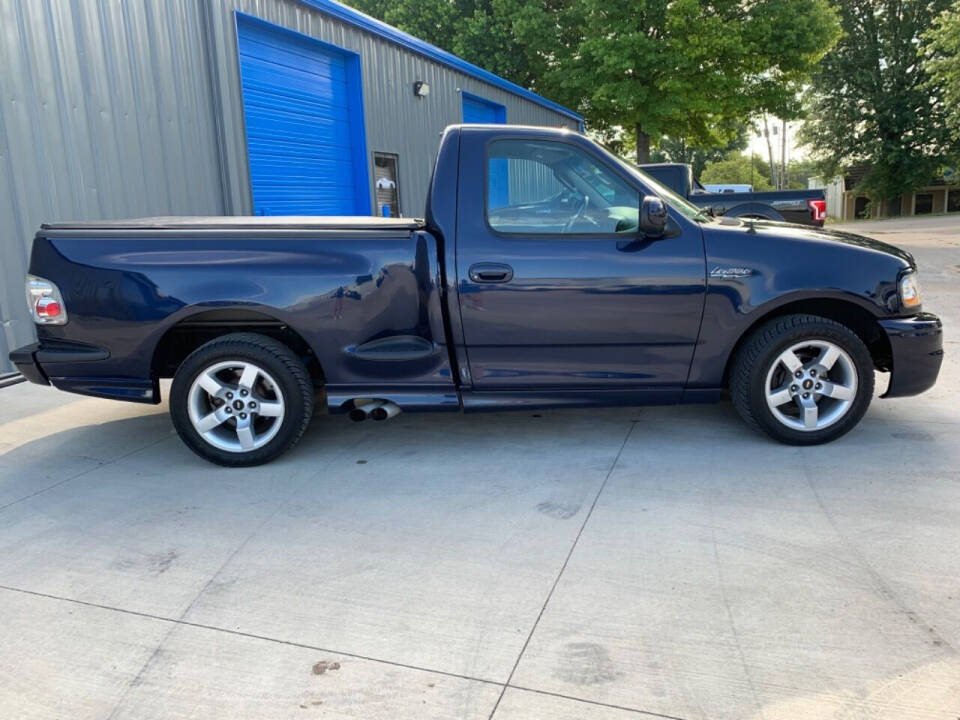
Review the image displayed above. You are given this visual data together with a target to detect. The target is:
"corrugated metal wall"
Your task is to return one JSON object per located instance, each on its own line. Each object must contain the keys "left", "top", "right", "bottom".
{"left": 0, "top": 0, "right": 225, "bottom": 372}
{"left": 0, "top": 0, "right": 576, "bottom": 372}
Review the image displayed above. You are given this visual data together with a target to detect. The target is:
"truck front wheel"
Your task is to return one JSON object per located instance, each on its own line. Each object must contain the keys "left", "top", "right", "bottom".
{"left": 170, "top": 333, "right": 314, "bottom": 466}
{"left": 729, "top": 314, "right": 874, "bottom": 445}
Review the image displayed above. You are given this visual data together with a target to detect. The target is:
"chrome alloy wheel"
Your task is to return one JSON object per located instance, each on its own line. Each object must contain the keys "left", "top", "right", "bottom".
{"left": 187, "top": 360, "right": 285, "bottom": 452}
{"left": 764, "top": 340, "right": 858, "bottom": 432}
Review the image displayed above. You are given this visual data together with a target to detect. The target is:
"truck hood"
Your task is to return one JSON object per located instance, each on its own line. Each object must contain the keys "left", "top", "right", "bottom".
{"left": 718, "top": 217, "right": 915, "bottom": 268}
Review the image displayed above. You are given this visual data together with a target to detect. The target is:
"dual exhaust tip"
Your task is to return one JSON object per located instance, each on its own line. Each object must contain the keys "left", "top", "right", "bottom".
{"left": 348, "top": 399, "right": 401, "bottom": 422}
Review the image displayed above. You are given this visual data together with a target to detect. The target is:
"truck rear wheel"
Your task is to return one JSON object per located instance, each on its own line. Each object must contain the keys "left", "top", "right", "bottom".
{"left": 170, "top": 333, "right": 314, "bottom": 466}
{"left": 729, "top": 314, "right": 874, "bottom": 445}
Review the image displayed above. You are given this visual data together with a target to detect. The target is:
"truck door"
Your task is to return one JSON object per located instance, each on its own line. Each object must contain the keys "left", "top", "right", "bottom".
{"left": 455, "top": 130, "right": 706, "bottom": 391}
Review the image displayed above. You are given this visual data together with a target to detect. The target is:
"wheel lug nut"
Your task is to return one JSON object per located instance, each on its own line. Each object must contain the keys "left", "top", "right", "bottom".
{"left": 226, "top": 392, "right": 233, "bottom": 399}
{"left": 815, "top": 382, "right": 822, "bottom": 390}
{"left": 803, "top": 392, "right": 810, "bottom": 399}
{"left": 240, "top": 389, "right": 248, "bottom": 396}
{"left": 794, "top": 370, "right": 802, "bottom": 378}
{"left": 810, "top": 369, "right": 817, "bottom": 377}
{"left": 225, "top": 407, "right": 232, "bottom": 414}
{"left": 249, "top": 401, "right": 257, "bottom": 408}
{"left": 240, "top": 413, "right": 247, "bottom": 419}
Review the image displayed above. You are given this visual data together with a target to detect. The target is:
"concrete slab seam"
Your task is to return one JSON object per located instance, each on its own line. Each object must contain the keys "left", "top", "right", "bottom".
{"left": 488, "top": 421, "right": 639, "bottom": 719}
{"left": 0, "top": 433, "right": 175, "bottom": 514}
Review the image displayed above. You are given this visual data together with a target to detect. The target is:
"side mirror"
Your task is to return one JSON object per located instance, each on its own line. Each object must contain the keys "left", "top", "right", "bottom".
{"left": 640, "top": 195, "right": 668, "bottom": 237}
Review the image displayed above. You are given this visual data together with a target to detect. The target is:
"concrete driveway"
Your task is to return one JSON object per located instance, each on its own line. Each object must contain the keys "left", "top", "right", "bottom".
{"left": 1, "top": 214, "right": 958, "bottom": 719}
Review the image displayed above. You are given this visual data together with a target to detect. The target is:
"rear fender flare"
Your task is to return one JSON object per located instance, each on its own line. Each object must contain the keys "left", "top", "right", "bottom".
{"left": 148, "top": 304, "right": 320, "bottom": 379}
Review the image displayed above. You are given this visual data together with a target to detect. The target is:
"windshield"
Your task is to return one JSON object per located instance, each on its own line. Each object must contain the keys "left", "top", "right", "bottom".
{"left": 592, "top": 143, "right": 711, "bottom": 222}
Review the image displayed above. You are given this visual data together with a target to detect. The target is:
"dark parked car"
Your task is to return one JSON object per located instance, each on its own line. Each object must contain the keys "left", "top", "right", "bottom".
{"left": 11, "top": 125, "right": 941, "bottom": 465}
{"left": 639, "top": 162, "right": 828, "bottom": 226}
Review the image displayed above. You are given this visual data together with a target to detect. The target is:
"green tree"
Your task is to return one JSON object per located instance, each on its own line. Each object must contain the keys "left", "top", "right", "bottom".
{"left": 700, "top": 152, "right": 774, "bottom": 190}
{"left": 556, "top": 0, "right": 839, "bottom": 161}
{"left": 353, "top": 0, "right": 839, "bottom": 162}
{"left": 801, "top": 0, "right": 960, "bottom": 205}
{"left": 351, "top": 0, "right": 571, "bottom": 92}
{"left": 649, "top": 121, "right": 750, "bottom": 179}
{"left": 922, "top": 2, "right": 960, "bottom": 136}
{"left": 783, "top": 158, "right": 821, "bottom": 189}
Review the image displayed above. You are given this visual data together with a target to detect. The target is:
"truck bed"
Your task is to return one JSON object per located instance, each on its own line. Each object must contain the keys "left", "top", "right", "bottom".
{"left": 24, "top": 216, "right": 452, "bottom": 405}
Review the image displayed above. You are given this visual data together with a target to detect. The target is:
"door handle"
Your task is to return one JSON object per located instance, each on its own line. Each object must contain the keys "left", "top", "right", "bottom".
{"left": 469, "top": 263, "right": 514, "bottom": 283}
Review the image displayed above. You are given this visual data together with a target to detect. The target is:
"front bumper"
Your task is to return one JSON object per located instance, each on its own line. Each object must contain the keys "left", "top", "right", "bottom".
{"left": 879, "top": 312, "right": 943, "bottom": 398}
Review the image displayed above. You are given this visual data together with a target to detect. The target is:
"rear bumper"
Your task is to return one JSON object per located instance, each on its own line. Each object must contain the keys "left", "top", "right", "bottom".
{"left": 9, "top": 342, "right": 49, "bottom": 386}
{"left": 879, "top": 313, "right": 943, "bottom": 398}
{"left": 9, "top": 340, "right": 158, "bottom": 403}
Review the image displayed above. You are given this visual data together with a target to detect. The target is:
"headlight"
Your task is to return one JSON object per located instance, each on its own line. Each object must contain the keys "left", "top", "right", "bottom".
{"left": 899, "top": 271, "right": 921, "bottom": 310}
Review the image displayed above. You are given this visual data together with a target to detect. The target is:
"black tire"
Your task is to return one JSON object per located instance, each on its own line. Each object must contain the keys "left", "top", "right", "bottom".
{"left": 170, "top": 333, "right": 314, "bottom": 466}
{"left": 729, "top": 314, "right": 874, "bottom": 445}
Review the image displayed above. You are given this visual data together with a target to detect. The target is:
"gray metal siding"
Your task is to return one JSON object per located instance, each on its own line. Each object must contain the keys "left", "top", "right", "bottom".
{"left": 0, "top": 0, "right": 575, "bottom": 372}
{"left": 0, "top": 0, "right": 225, "bottom": 372}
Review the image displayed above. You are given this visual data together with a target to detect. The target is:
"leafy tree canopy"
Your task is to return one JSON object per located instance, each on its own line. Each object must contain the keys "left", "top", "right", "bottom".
{"left": 922, "top": 2, "right": 960, "bottom": 137}
{"left": 649, "top": 121, "right": 750, "bottom": 178}
{"left": 556, "top": 0, "right": 838, "bottom": 160}
{"left": 352, "top": 0, "right": 839, "bottom": 161}
{"left": 352, "top": 0, "right": 571, "bottom": 93}
{"left": 800, "top": 0, "right": 960, "bottom": 202}
{"left": 782, "top": 158, "right": 822, "bottom": 189}
{"left": 700, "top": 152, "right": 774, "bottom": 190}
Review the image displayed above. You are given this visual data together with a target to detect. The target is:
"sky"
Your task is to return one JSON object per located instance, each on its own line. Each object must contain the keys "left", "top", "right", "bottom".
{"left": 746, "top": 117, "right": 809, "bottom": 163}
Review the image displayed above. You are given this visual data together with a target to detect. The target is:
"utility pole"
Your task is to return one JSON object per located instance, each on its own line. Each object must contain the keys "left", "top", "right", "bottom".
{"left": 763, "top": 115, "right": 777, "bottom": 189}
{"left": 780, "top": 118, "right": 788, "bottom": 190}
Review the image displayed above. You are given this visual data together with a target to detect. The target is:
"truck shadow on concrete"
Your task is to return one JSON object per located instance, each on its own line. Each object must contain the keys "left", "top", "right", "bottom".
{"left": 0, "top": 399, "right": 955, "bottom": 512}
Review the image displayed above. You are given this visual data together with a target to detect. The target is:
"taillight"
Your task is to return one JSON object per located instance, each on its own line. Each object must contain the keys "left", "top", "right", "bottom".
{"left": 807, "top": 198, "right": 827, "bottom": 222}
{"left": 26, "top": 275, "right": 68, "bottom": 325}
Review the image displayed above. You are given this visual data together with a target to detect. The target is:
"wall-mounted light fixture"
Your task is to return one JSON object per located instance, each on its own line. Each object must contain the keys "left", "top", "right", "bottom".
{"left": 413, "top": 81, "right": 430, "bottom": 98}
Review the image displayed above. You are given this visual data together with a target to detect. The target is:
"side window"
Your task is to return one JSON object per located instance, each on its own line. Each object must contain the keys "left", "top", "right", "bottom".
{"left": 487, "top": 139, "right": 639, "bottom": 234}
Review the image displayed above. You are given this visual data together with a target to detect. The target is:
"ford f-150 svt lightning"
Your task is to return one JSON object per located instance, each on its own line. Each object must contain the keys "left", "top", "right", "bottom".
{"left": 11, "top": 125, "right": 943, "bottom": 465}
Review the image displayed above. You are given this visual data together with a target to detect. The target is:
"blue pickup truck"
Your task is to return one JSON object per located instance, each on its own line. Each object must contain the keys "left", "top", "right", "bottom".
{"left": 639, "top": 163, "right": 828, "bottom": 226}
{"left": 11, "top": 125, "right": 943, "bottom": 465}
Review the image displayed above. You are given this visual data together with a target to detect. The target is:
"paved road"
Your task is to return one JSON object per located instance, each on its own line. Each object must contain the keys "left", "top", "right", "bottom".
{"left": 1, "top": 215, "right": 958, "bottom": 719}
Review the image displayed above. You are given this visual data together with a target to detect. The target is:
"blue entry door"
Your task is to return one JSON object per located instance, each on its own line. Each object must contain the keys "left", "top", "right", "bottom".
{"left": 462, "top": 93, "right": 508, "bottom": 208}
{"left": 236, "top": 13, "right": 370, "bottom": 216}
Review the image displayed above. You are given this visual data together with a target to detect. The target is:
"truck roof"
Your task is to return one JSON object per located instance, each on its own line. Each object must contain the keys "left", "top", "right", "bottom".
{"left": 40, "top": 216, "right": 425, "bottom": 231}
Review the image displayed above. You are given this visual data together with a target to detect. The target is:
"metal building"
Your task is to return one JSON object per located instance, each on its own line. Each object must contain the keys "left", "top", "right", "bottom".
{"left": 0, "top": 0, "right": 582, "bottom": 372}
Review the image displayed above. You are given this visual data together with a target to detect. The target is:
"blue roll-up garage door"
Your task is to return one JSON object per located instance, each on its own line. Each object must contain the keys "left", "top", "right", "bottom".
{"left": 236, "top": 13, "right": 370, "bottom": 216}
